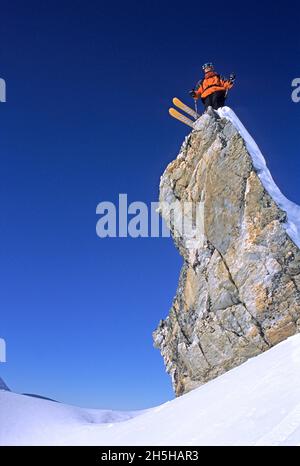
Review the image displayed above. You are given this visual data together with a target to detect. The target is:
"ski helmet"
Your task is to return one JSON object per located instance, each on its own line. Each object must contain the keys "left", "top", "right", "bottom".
{"left": 202, "top": 62, "right": 214, "bottom": 70}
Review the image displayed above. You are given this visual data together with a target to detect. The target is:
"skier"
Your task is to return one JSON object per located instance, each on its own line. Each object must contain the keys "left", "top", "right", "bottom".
{"left": 189, "top": 63, "right": 235, "bottom": 110}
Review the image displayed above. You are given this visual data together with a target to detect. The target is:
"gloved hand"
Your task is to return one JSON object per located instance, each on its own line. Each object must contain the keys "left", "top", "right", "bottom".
{"left": 189, "top": 89, "right": 197, "bottom": 98}
{"left": 229, "top": 73, "right": 236, "bottom": 82}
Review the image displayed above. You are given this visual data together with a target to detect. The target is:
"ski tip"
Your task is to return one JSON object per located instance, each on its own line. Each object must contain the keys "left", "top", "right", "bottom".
{"left": 168, "top": 107, "right": 195, "bottom": 129}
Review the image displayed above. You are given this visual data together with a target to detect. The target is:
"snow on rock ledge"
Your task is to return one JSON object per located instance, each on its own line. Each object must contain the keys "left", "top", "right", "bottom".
{"left": 217, "top": 107, "right": 300, "bottom": 248}
{"left": 153, "top": 106, "right": 300, "bottom": 396}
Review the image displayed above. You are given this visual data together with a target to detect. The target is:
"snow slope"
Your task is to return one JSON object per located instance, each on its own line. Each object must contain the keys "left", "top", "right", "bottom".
{"left": 1, "top": 334, "right": 300, "bottom": 446}
{"left": 217, "top": 106, "right": 300, "bottom": 248}
{"left": 0, "top": 393, "right": 146, "bottom": 446}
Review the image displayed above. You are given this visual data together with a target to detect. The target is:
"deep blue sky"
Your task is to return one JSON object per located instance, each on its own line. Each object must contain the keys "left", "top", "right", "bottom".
{"left": 1, "top": 1, "right": 299, "bottom": 409}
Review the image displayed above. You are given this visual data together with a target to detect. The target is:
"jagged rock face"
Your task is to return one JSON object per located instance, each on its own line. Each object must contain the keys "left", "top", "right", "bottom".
{"left": 153, "top": 108, "right": 300, "bottom": 396}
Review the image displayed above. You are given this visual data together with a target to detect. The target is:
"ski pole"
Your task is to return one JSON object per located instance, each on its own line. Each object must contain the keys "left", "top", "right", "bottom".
{"left": 194, "top": 98, "right": 198, "bottom": 116}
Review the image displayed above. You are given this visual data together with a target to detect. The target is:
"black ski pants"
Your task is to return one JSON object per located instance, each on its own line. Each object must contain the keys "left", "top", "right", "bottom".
{"left": 202, "top": 90, "right": 226, "bottom": 110}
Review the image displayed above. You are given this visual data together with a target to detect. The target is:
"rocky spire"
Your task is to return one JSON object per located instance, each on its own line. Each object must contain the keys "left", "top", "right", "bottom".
{"left": 153, "top": 107, "right": 300, "bottom": 396}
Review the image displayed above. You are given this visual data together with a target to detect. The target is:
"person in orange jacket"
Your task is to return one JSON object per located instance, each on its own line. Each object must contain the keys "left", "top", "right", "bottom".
{"left": 189, "top": 63, "right": 235, "bottom": 110}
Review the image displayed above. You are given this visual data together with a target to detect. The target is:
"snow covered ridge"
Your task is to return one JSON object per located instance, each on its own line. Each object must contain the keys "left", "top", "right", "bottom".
{"left": 0, "top": 377, "right": 10, "bottom": 391}
{"left": 217, "top": 106, "right": 300, "bottom": 248}
{"left": 1, "top": 334, "right": 300, "bottom": 446}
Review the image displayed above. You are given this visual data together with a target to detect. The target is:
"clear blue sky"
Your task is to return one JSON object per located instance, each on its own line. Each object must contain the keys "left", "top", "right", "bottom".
{"left": 1, "top": 1, "right": 299, "bottom": 409}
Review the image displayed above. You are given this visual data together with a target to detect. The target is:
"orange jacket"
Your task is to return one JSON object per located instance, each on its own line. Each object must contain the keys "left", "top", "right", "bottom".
{"left": 195, "top": 71, "right": 233, "bottom": 99}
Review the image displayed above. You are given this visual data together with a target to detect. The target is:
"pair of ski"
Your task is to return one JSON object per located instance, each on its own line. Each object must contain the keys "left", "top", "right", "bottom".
{"left": 169, "top": 98, "right": 200, "bottom": 128}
